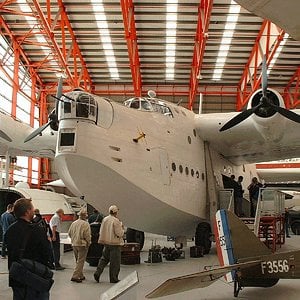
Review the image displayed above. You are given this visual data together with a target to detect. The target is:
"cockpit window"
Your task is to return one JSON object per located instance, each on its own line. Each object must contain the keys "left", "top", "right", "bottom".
{"left": 76, "top": 93, "right": 97, "bottom": 118}
{"left": 124, "top": 97, "right": 173, "bottom": 117}
{"left": 141, "top": 100, "right": 152, "bottom": 111}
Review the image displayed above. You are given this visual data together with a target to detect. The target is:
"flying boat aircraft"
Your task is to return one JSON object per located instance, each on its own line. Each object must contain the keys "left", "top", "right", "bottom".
{"left": 0, "top": 58, "right": 300, "bottom": 251}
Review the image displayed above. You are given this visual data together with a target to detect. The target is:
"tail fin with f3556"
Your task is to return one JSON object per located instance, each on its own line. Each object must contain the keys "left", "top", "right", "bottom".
{"left": 146, "top": 210, "right": 300, "bottom": 298}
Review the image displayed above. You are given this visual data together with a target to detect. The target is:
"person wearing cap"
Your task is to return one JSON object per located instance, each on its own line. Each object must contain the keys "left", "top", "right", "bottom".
{"left": 94, "top": 205, "right": 124, "bottom": 283}
{"left": 68, "top": 209, "right": 91, "bottom": 283}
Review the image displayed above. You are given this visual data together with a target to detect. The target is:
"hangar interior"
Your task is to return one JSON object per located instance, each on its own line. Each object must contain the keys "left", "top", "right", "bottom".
{"left": 1, "top": 0, "right": 300, "bottom": 299}
{"left": 1, "top": 0, "right": 300, "bottom": 184}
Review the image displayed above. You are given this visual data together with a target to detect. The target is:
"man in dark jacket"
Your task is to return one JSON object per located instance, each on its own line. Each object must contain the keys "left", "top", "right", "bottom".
{"left": 5, "top": 198, "right": 51, "bottom": 300}
{"left": 0, "top": 203, "right": 15, "bottom": 258}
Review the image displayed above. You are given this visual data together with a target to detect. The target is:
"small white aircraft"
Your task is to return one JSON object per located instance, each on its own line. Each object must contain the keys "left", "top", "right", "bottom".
{"left": 1, "top": 57, "right": 300, "bottom": 251}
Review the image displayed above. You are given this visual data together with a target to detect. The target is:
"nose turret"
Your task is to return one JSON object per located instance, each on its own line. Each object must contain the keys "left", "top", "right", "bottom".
{"left": 59, "top": 91, "right": 98, "bottom": 124}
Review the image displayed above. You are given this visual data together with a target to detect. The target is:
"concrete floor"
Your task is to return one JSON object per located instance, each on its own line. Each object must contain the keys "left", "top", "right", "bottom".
{"left": 1, "top": 233, "right": 300, "bottom": 300}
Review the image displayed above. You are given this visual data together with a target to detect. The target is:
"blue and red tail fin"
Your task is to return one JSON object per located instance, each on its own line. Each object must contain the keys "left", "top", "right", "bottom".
{"left": 214, "top": 209, "right": 271, "bottom": 282}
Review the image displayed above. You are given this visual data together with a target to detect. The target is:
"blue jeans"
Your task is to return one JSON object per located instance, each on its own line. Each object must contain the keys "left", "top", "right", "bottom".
{"left": 12, "top": 286, "right": 49, "bottom": 300}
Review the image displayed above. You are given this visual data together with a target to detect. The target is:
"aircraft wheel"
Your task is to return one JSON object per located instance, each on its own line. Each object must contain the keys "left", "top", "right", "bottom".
{"left": 291, "top": 221, "right": 300, "bottom": 235}
{"left": 195, "top": 222, "right": 212, "bottom": 254}
{"left": 126, "top": 228, "right": 145, "bottom": 250}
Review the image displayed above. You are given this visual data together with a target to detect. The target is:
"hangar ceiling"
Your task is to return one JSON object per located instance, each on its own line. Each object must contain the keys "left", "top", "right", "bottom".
{"left": 1, "top": 0, "right": 300, "bottom": 111}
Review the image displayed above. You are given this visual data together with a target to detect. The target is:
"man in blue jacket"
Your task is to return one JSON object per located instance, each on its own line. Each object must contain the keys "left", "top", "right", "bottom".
{"left": 1, "top": 203, "right": 15, "bottom": 258}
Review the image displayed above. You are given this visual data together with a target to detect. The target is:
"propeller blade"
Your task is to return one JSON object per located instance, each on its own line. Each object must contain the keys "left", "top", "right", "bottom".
{"left": 24, "top": 122, "right": 51, "bottom": 143}
{"left": 219, "top": 108, "right": 256, "bottom": 132}
{"left": 0, "top": 130, "right": 12, "bottom": 142}
{"left": 54, "top": 76, "right": 64, "bottom": 114}
{"left": 62, "top": 94, "right": 75, "bottom": 102}
{"left": 261, "top": 56, "right": 268, "bottom": 98}
{"left": 269, "top": 103, "right": 300, "bottom": 123}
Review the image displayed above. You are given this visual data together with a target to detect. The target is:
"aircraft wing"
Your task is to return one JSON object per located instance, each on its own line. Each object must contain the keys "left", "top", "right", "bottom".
{"left": 195, "top": 110, "right": 300, "bottom": 165}
{"left": 0, "top": 111, "right": 56, "bottom": 158}
{"left": 236, "top": 0, "right": 300, "bottom": 41}
{"left": 146, "top": 260, "right": 261, "bottom": 298}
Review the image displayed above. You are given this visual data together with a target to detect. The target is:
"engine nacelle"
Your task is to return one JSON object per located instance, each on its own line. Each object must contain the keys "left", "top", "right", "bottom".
{"left": 247, "top": 88, "right": 285, "bottom": 119}
{"left": 247, "top": 88, "right": 286, "bottom": 142}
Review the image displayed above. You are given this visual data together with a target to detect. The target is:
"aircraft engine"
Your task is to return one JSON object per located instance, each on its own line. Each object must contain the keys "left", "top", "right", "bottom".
{"left": 219, "top": 57, "right": 300, "bottom": 132}
{"left": 247, "top": 88, "right": 285, "bottom": 119}
{"left": 247, "top": 88, "right": 286, "bottom": 142}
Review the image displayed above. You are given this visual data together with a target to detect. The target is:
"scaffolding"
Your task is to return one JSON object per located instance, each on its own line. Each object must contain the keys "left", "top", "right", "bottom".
{"left": 254, "top": 189, "right": 285, "bottom": 252}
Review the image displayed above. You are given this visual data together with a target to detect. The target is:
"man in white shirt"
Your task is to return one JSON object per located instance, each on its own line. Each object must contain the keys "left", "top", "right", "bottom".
{"left": 94, "top": 205, "right": 124, "bottom": 283}
{"left": 68, "top": 209, "right": 91, "bottom": 283}
{"left": 49, "top": 208, "right": 65, "bottom": 270}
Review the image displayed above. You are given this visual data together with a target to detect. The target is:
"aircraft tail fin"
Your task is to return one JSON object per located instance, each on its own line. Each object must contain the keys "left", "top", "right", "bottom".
{"left": 214, "top": 209, "right": 271, "bottom": 281}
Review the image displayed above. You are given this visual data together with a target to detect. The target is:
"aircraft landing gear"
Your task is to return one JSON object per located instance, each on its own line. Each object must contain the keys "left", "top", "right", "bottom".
{"left": 195, "top": 222, "right": 212, "bottom": 254}
{"left": 126, "top": 228, "right": 145, "bottom": 250}
{"left": 233, "top": 270, "right": 242, "bottom": 297}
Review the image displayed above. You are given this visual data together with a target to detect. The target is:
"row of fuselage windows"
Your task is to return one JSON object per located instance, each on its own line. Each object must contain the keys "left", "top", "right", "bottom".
{"left": 171, "top": 162, "right": 203, "bottom": 180}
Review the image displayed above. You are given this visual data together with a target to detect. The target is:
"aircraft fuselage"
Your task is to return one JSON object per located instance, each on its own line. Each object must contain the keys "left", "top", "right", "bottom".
{"left": 55, "top": 92, "right": 254, "bottom": 236}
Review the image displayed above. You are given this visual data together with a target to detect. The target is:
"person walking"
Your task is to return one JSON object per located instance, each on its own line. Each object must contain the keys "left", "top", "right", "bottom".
{"left": 49, "top": 208, "right": 65, "bottom": 270}
{"left": 1, "top": 203, "right": 15, "bottom": 259}
{"left": 68, "top": 209, "right": 91, "bottom": 283}
{"left": 5, "top": 198, "right": 51, "bottom": 300}
{"left": 94, "top": 205, "right": 124, "bottom": 283}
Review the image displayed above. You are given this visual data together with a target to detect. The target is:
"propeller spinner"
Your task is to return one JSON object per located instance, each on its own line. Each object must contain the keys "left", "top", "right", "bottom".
{"left": 219, "top": 57, "right": 300, "bottom": 132}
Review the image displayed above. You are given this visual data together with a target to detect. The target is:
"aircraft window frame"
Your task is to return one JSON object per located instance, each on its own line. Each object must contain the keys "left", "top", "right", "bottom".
{"left": 179, "top": 165, "right": 183, "bottom": 174}
{"left": 124, "top": 97, "right": 173, "bottom": 117}
{"left": 76, "top": 93, "right": 97, "bottom": 120}
{"left": 172, "top": 162, "right": 176, "bottom": 172}
{"left": 185, "top": 167, "right": 189, "bottom": 176}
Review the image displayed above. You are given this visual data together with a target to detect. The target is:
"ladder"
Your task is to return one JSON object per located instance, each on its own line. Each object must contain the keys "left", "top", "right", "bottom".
{"left": 254, "top": 189, "right": 285, "bottom": 252}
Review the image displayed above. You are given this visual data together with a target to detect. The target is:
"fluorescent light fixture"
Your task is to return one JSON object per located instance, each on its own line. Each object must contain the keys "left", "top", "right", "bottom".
{"left": 267, "top": 33, "right": 289, "bottom": 74}
{"left": 165, "top": 0, "right": 178, "bottom": 80}
{"left": 91, "top": 0, "right": 120, "bottom": 79}
{"left": 212, "top": 1, "right": 241, "bottom": 80}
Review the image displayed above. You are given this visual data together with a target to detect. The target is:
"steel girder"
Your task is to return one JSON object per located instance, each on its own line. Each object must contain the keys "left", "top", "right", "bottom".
{"left": 120, "top": 0, "right": 142, "bottom": 96}
{"left": 283, "top": 67, "right": 300, "bottom": 109}
{"left": 0, "top": 14, "right": 50, "bottom": 186}
{"left": 30, "top": 0, "right": 93, "bottom": 91}
{"left": 188, "top": 0, "right": 213, "bottom": 110}
{"left": 237, "top": 20, "right": 285, "bottom": 110}
{"left": 94, "top": 84, "right": 237, "bottom": 96}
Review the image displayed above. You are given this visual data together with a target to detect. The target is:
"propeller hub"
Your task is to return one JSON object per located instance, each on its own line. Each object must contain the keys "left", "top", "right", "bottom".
{"left": 251, "top": 90, "right": 279, "bottom": 118}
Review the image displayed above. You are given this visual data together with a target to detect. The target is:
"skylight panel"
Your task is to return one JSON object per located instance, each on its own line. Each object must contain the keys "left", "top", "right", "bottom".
{"left": 91, "top": 0, "right": 120, "bottom": 80}
{"left": 212, "top": 1, "right": 241, "bottom": 81}
{"left": 165, "top": 0, "right": 178, "bottom": 81}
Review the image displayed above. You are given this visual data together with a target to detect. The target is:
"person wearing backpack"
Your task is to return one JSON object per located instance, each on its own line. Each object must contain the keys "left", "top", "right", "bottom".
{"left": 5, "top": 198, "right": 52, "bottom": 300}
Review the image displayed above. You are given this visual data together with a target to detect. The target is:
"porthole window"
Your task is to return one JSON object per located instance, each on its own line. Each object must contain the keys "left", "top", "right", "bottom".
{"left": 196, "top": 171, "right": 199, "bottom": 178}
{"left": 201, "top": 172, "right": 205, "bottom": 181}
{"left": 172, "top": 162, "right": 176, "bottom": 172}
{"left": 179, "top": 165, "right": 183, "bottom": 173}
{"left": 188, "top": 136, "right": 191, "bottom": 144}
{"left": 193, "top": 129, "right": 197, "bottom": 137}
{"left": 191, "top": 169, "right": 194, "bottom": 177}
{"left": 185, "top": 167, "right": 189, "bottom": 175}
